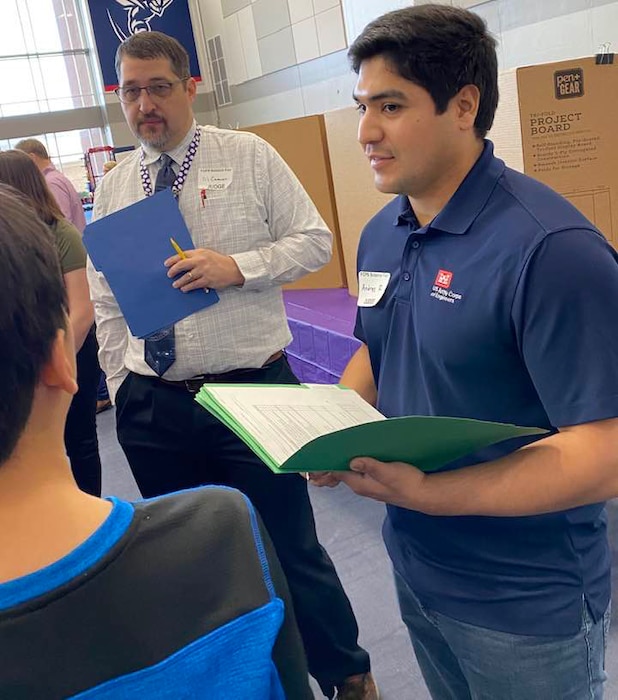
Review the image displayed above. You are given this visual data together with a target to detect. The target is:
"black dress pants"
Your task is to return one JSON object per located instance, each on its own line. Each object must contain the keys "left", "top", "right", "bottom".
{"left": 115, "top": 356, "right": 370, "bottom": 698}
{"left": 64, "top": 327, "right": 102, "bottom": 496}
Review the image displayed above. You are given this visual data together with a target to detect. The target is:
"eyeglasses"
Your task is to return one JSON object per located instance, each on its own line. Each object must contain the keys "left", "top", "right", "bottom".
{"left": 114, "top": 78, "right": 189, "bottom": 103}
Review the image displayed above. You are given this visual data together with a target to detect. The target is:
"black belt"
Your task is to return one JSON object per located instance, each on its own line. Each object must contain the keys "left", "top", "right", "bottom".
{"left": 157, "top": 350, "right": 284, "bottom": 393}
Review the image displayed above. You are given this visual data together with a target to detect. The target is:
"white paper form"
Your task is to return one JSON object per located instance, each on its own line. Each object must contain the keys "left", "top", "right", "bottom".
{"left": 204, "top": 384, "right": 385, "bottom": 466}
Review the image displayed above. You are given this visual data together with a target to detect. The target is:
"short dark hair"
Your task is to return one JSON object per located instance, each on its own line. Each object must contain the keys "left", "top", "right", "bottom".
{"left": 15, "top": 137, "right": 50, "bottom": 160}
{"left": 0, "top": 150, "right": 64, "bottom": 225}
{"left": 115, "top": 31, "right": 190, "bottom": 81}
{"left": 348, "top": 4, "right": 499, "bottom": 138}
{"left": 0, "top": 184, "right": 67, "bottom": 465}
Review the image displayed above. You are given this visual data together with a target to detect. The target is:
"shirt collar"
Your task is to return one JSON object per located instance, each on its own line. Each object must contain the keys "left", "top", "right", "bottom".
{"left": 42, "top": 164, "right": 56, "bottom": 175}
{"left": 141, "top": 120, "right": 197, "bottom": 167}
{"left": 393, "top": 140, "right": 505, "bottom": 235}
{"left": 393, "top": 195, "right": 419, "bottom": 228}
{"left": 430, "top": 140, "right": 505, "bottom": 235}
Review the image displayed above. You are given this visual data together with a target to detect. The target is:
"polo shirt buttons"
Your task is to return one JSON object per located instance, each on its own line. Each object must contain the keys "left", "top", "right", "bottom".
{"left": 411, "top": 241, "right": 420, "bottom": 249}
{"left": 403, "top": 272, "right": 411, "bottom": 281}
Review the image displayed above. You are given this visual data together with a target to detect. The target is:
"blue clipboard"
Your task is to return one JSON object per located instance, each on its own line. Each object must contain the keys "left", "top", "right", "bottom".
{"left": 84, "top": 188, "right": 219, "bottom": 338}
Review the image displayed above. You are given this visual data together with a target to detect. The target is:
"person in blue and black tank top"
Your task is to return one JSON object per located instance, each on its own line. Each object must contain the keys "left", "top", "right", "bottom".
{"left": 0, "top": 185, "right": 311, "bottom": 699}
{"left": 311, "top": 4, "right": 618, "bottom": 699}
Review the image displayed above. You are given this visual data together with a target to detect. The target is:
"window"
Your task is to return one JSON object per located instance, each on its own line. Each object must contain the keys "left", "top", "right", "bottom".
{"left": 207, "top": 36, "right": 232, "bottom": 107}
{"left": 0, "top": 0, "right": 99, "bottom": 118}
{"left": 0, "top": 0, "right": 108, "bottom": 184}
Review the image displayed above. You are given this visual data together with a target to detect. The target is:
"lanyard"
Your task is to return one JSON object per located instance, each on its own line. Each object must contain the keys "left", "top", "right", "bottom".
{"left": 139, "top": 127, "right": 201, "bottom": 198}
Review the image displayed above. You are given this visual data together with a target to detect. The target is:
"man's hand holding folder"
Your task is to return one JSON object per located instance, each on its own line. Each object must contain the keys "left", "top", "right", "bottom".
{"left": 83, "top": 189, "right": 219, "bottom": 338}
{"left": 166, "top": 237, "right": 245, "bottom": 292}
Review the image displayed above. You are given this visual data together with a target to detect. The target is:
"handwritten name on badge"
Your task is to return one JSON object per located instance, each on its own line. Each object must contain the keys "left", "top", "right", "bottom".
{"left": 357, "top": 271, "right": 391, "bottom": 307}
{"left": 198, "top": 168, "right": 233, "bottom": 198}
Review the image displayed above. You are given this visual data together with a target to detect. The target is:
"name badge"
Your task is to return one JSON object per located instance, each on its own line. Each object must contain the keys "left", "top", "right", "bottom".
{"left": 198, "top": 168, "right": 233, "bottom": 197}
{"left": 357, "top": 271, "right": 391, "bottom": 307}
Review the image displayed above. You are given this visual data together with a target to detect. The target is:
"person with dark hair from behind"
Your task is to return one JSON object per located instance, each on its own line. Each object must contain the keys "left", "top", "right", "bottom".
{"left": 0, "top": 149, "right": 101, "bottom": 497}
{"left": 312, "top": 4, "right": 618, "bottom": 699}
{"left": 15, "top": 137, "right": 87, "bottom": 233}
{"left": 0, "top": 183, "right": 311, "bottom": 699}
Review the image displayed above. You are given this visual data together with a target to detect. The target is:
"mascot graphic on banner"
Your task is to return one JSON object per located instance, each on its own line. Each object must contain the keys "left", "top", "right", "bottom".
{"left": 107, "top": 0, "right": 175, "bottom": 40}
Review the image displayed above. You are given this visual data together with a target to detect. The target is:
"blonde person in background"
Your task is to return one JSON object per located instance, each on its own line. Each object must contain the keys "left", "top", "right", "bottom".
{"left": 103, "top": 159, "right": 117, "bottom": 175}
{"left": 0, "top": 150, "right": 102, "bottom": 497}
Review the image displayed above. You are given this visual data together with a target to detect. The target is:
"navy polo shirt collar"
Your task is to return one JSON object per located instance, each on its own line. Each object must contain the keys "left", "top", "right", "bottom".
{"left": 394, "top": 140, "right": 505, "bottom": 234}
{"left": 394, "top": 196, "right": 418, "bottom": 227}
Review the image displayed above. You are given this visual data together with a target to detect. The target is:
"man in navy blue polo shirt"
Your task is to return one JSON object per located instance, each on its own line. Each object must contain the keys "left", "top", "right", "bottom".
{"left": 313, "top": 4, "right": 618, "bottom": 699}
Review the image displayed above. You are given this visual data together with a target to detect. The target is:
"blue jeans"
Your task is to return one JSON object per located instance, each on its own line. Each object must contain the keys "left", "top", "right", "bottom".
{"left": 394, "top": 571, "right": 610, "bottom": 700}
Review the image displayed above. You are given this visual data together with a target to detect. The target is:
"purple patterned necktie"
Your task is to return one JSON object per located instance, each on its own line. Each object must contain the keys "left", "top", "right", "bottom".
{"left": 144, "top": 154, "right": 177, "bottom": 376}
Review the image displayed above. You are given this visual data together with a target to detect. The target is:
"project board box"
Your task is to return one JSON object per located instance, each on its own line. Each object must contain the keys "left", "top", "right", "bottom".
{"left": 517, "top": 57, "right": 617, "bottom": 248}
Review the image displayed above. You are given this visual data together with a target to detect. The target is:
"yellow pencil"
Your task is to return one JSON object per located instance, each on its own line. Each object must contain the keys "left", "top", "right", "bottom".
{"left": 170, "top": 237, "right": 187, "bottom": 259}
{"left": 169, "top": 237, "right": 209, "bottom": 293}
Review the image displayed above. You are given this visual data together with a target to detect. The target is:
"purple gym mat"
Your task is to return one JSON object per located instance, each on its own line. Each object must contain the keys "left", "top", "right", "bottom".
{"left": 283, "top": 288, "right": 361, "bottom": 383}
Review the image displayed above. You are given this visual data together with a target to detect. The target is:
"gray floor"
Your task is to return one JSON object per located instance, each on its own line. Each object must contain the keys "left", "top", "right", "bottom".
{"left": 98, "top": 408, "right": 618, "bottom": 699}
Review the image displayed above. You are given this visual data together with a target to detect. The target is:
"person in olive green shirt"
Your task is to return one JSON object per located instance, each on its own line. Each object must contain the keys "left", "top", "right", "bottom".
{"left": 0, "top": 150, "right": 101, "bottom": 496}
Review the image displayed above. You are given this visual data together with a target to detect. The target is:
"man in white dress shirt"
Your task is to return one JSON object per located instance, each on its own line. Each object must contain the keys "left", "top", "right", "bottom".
{"left": 87, "top": 31, "right": 377, "bottom": 700}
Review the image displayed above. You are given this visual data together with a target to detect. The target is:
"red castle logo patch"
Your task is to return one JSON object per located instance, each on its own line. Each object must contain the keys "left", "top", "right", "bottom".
{"left": 434, "top": 269, "right": 453, "bottom": 289}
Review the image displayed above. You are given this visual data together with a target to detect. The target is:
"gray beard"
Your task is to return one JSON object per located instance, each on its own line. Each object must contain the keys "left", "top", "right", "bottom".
{"left": 137, "top": 125, "right": 170, "bottom": 151}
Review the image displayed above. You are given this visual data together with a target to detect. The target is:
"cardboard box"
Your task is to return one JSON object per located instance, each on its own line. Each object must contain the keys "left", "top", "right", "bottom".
{"left": 244, "top": 115, "right": 347, "bottom": 290}
{"left": 517, "top": 57, "right": 617, "bottom": 248}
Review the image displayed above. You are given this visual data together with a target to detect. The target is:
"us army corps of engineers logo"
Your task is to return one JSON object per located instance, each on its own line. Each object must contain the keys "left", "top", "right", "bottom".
{"left": 430, "top": 269, "right": 463, "bottom": 305}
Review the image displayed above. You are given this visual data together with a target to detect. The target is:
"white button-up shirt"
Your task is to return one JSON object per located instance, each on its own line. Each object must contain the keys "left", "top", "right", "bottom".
{"left": 87, "top": 123, "right": 332, "bottom": 401}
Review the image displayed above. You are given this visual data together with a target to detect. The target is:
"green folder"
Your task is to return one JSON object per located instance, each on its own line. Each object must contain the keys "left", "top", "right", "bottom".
{"left": 195, "top": 384, "right": 548, "bottom": 475}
